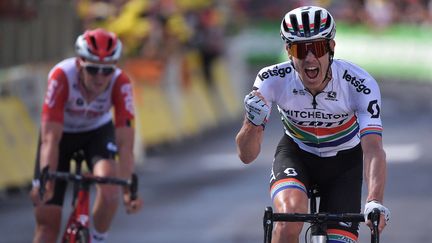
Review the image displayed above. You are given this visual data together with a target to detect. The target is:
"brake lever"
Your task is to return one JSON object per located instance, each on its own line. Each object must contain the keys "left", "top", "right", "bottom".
{"left": 368, "top": 208, "right": 380, "bottom": 243}
{"left": 129, "top": 173, "right": 138, "bottom": 201}
{"left": 38, "top": 166, "right": 50, "bottom": 201}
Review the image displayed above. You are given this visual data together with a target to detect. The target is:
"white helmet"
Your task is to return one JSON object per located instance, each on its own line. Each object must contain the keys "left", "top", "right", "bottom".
{"left": 280, "top": 6, "right": 336, "bottom": 43}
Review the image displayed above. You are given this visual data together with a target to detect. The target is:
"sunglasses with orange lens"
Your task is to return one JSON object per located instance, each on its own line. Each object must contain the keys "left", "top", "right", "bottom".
{"left": 288, "top": 40, "right": 330, "bottom": 59}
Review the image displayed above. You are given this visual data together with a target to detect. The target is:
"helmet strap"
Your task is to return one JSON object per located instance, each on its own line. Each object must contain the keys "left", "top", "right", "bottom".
{"left": 321, "top": 41, "right": 334, "bottom": 85}
{"left": 78, "top": 69, "right": 91, "bottom": 94}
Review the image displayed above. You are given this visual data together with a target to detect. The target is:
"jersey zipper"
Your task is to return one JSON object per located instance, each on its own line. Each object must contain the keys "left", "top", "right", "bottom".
{"left": 305, "top": 89, "right": 322, "bottom": 110}
{"left": 311, "top": 94, "right": 318, "bottom": 109}
{"left": 305, "top": 90, "right": 323, "bottom": 150}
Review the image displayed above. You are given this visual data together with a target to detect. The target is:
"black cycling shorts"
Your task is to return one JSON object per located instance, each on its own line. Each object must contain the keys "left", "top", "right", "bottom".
{"left": 269, "top": 135, "right": 363, "bottom": 237}
{"left": 33, "top": 121, "right": 117, "bottom": 206}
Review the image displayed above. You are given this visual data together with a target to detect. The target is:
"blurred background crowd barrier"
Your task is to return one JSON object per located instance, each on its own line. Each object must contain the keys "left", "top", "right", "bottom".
{"left": 0, "top": 0, "right": 431, "bottom": 192}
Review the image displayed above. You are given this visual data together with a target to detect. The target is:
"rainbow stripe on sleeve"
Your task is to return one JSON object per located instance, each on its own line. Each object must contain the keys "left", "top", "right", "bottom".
{"left": 360, "top": 127, "right": 383, "bottom": 137}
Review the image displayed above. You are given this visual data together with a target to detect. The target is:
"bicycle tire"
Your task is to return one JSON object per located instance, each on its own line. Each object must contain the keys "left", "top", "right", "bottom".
{"left": 76, "top": 227, "right": 90, "bottom": 243}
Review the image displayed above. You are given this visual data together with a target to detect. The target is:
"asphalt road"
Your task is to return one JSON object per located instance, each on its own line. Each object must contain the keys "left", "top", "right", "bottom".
{"left": 1, "top": 80, "right": 431, "bottom": 243}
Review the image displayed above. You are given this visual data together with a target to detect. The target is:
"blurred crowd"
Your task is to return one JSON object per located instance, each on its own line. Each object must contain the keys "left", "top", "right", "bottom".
{"left": 75, "top": 0, "right": 432, "bottom": 57}
{"left": 70, "top": 0, "right": 432, "bottom": 91}
{"left": 2, "top": 1, "right": 432, "bottom": 48}
{"left": 2, "top": 0, "right": 429, "bottom": 81}
{"left": 233, "top": 0, "right": 432, "bottom": 26}
{"left": 75, "top": 0, "right": 238, "bottom": 88}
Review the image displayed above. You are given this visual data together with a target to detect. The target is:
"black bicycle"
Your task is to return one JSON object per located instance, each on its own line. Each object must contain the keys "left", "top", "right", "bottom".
{"left": 263, "top": 186, "right": 381, "bottom": 243}
{"left": 39, "top": 150, "right": 138, "bottom": 243}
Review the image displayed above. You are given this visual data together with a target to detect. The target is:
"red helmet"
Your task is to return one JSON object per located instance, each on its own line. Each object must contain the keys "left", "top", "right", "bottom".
{"left": 75, "top": 28, "right": 122, "bottom": 62}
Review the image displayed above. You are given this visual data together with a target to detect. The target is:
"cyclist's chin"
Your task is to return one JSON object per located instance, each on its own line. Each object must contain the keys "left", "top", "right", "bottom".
{"left": 300, "top": 74, "right": 324, "bottom": 88}
{"left": 90, "top": 83, "right": 108, "bottom": 94}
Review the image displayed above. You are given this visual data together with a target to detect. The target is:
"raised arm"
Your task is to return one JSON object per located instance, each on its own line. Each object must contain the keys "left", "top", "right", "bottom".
{"left": 236, "top": 91, "right": 270, "bottom": 164}
{"left": 236, "top": 118, "right": 264, "bottom": 164}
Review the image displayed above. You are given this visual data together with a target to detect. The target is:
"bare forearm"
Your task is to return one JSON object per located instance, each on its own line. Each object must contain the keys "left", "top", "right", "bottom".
{"left": 116, "top": 127, "right": 135, "bottom": 179}
{"left": 39, "top": 122, "right": 63, "bottom": 172}
{"left": 364, "top": 150, "right": 386, "bottom": 202}
{"left": 235, "top": 118, "right": 264, "bottom": 164}
{"left": 40, "top": 142, "right": 59, "bottom": 172}
{"left": 118, "top": 147, "right": 134, "bottom": 179}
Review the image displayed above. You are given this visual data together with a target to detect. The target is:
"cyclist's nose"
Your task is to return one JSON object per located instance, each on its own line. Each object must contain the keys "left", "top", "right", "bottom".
{"left": 304, "top": 50, "right": 316, "bottom": 60}
{"left": 94, "top": 73, "right": 110, "bottom": 82}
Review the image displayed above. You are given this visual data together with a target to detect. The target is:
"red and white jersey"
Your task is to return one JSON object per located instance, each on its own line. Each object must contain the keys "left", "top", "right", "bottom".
{"left": 42, "top": 58, "right": 134, "bottom": 133}
{"left": 253, "top": 59, "right": 383, "bottom": 157}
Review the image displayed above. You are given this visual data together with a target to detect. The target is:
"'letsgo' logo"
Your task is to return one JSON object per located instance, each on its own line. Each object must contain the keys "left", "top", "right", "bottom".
{"left": 258, "top": 66, "right": 292, "bottom": 81}
{"left": 342, "top": 70, "right": 371, "bottom": 94}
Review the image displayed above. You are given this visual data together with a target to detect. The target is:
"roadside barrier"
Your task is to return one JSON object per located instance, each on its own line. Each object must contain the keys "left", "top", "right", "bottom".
{"left": 0, "top": 96, "right": 37, "bottom": 190}
{"left": 0, "top": 52, "right": 242, "bottom": 191}
{"left": 124, "top": 51, "right": 241, "bottom": 148}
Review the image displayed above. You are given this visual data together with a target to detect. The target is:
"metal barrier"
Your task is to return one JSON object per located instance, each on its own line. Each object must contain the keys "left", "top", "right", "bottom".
{"left": 0, "top": 0, "right": 81, "bottom": 68}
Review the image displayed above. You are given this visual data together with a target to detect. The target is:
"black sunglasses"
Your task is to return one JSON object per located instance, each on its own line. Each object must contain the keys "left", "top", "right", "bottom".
{"left": 81, "top": 62, "right": 116, "bottom": 76}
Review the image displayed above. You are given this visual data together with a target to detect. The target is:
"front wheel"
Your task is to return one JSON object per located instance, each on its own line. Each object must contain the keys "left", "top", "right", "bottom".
{"left": 76, "top": 227, "right": 90, "bottom": 243}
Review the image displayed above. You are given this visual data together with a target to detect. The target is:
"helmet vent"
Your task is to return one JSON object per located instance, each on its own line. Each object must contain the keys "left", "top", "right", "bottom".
{"left": 282, "top": 20, "right": 289, "bottom": 33}
{"left": 107, "top": 38, "right": 113, "bottom": 52}
{"left": 301, "top": 11, "right": 310, "bottom": 37}
{"left": 313, "top": 10, "right": 321, "bottom": 35}
{"left": 90, "top": 36, "right": 98, "bottom": 51}
{"left": 325, "top": 14, "right": 332, "bottom": 29}
{"left": 289, "top": 14, "right": 299, "bottom": 36}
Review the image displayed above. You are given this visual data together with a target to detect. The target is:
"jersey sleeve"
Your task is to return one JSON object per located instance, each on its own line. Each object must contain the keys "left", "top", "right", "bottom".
{"left": 41, "top": 68, "right": 69, "bottom": 124}
{"left": 252, "top": 67, "right": 276, "bottom": 109}
{"left": 352, "top": 76, "right": 383, "bottom": 138}
{"left": 112, "top": 71, "right": 135, "bottom": 128}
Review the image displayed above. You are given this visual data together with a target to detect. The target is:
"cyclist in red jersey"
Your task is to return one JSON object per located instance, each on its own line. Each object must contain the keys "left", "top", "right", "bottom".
{"left": 30, "top": 28, "right": 143, "bottom": 243}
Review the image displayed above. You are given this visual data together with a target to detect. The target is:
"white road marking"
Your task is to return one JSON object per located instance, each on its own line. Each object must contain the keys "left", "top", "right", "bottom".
{"left": 200, "top": 143, "right": 421, "bottom": 170}
{"left": 200, "top": 153, "right": 247, "bottom": 170}
{"left": 384, "top": 144, "right": 421, "bottom": 163}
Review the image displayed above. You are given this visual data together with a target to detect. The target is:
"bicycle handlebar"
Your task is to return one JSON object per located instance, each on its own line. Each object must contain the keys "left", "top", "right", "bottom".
{"left": 264, "top": 206, "right": 381, "bottom": 243}
{"left": 272, "top": 212, "right": 365, "bottom": 223}
{"left": 38, "top": 166, "right": 139, "bottom": 201}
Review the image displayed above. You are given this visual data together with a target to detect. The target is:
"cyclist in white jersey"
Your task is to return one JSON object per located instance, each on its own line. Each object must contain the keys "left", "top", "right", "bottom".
{"left": 235, "top": 6, "right": 390, "bottom": 243}
{"left": 30, "top": 28, "right": 143, "bottom": 243}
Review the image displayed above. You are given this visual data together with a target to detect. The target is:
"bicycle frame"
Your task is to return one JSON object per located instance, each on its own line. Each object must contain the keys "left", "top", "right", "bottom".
{"left": 263, "top": 187, "right": 381, "bottom": 243}
{"left": 62, "top": 153, "right": 91, "bottom": 243}
{"left": 39, "top": 151, "right": 138, "bottom": 243}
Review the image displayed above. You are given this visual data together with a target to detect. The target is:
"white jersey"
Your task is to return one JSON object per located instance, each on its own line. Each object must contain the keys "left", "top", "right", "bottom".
{"left": 253, "top": 59, "right": 383, "bottom": 157}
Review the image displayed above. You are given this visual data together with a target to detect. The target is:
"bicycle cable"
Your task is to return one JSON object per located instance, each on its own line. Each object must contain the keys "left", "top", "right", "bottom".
{"left": 304, "top": 225, "right": 312, "bottom": 243}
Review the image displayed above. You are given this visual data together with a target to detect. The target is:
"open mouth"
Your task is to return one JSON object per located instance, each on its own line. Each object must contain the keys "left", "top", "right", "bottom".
{"left": 305, "top": 67, "right": 319, "bottom": 79}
